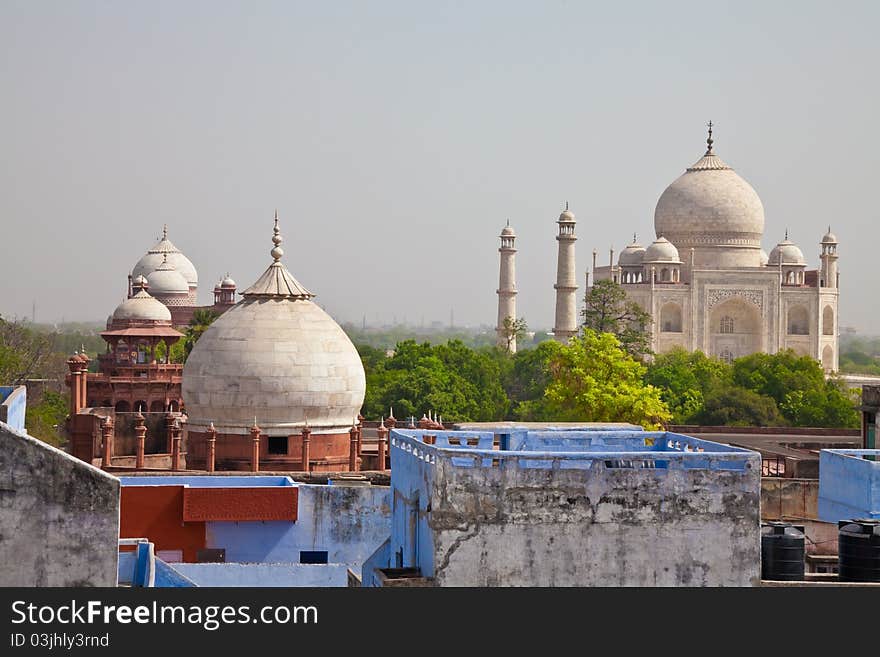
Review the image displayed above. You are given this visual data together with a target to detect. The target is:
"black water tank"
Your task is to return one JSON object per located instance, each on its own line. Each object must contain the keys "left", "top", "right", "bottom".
{"left": 838, "top": 519, "right": 880, "bottom": 582}
{"left": 761, "top": 522, "right": 805, "bottom": 581}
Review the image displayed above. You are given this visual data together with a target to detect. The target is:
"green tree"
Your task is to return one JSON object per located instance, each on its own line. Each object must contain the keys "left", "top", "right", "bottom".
{"left": 581, "top": 279, "right": 652, "bottom": 359}
{"left": 0, "top": 317, "right": 59, "bottom": 384}
{"left": 24, "top": 391, "right": 69, "bottom": 447}
{"left": 695, "top": 384, "right": 784, "bottom": 427}
{"left": 503, "top": 340, "right": 562, "bottom": 419}
{"left": 536, "top": 329, "right": 671, "bottom": 429}
{"left": 359, "top": 340, "right": 509, "bottom": 423}
{"left": 644, "top": 348, "right": 732, "bottom": 423}
{"left": 499, "top": 316, "right": 528, "bottom": 353}
{"left": 183, "top": 309, "right": 219, "bottom": 361}
{"left": 732, "top": 350, "right": 858, "bottom": 428}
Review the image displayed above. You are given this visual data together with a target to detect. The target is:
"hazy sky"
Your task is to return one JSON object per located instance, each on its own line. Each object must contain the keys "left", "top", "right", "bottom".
{"left": 1, "top": 1, "right": 878, "bottom": 331}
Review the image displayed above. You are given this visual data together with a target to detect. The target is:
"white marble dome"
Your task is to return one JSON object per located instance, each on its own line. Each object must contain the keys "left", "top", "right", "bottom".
{"left": 643, "top": 236, "right": 681, "bottom": 263}
{"left": 654, "top": 142, "right": 765, "bottom": 258}
{"left": 558, "top": 206, "right": 575, "bottom": 223}
{"left": 112, "top": 290, "right": 172, "bottom": 323}
{"left": 182, "top": 217, "right": 366, "bottom": 435}
{"left": 132, "top": 227, "right": 198, "bottom": 287}
{"left": 768, "top": 239, "right": 806, "bottom": 265}
{"left": 822, "top": 228, "right": 838, "bottom": 244}
{"left": 500, "top": 224, "right": 516, "bottom": 237}
{"left": 146, "top": 261, "right": 189, "bottom": 295}
{"left": 618, "top": 238, "right": 646, "bottom": 266}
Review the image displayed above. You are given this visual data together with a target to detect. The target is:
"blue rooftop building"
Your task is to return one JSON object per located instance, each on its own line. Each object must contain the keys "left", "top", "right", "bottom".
{"left": 363, "top": 427, "right": 761, "bottom": 587}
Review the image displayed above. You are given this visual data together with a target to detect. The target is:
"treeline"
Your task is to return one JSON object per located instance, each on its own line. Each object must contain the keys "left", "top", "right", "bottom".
{"left": 839, "top": 335, "right": 880, "bottom": 375}
{"left": 0, "top": 317, "right": 71, "bottom": 446}
{"left": 358, "top": 335, "right": 860, "bottom": 429}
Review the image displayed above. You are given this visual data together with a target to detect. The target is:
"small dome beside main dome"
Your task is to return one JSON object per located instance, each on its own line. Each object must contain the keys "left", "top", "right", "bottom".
{"left": 131, "top": 226, "right": 198, "bottom": 287}
{"left": 768, "top": 238, "right": 806, "bottom": 266}
{"left": 112, "top": 290, "right": 172, "bottom": 322}
{"left": 643, "top": 236, "right": 681, "bottom": 263}
{"left": 146, "top": 258, "right": 190, "bottom": 295}
{"left": 618, "top": 238, "right": 646, "bottom": 266}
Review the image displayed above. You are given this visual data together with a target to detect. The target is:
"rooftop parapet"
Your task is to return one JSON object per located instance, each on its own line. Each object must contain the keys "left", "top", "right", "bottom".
{"left": 390, "top": 428, "right": 757, "bottom": 472}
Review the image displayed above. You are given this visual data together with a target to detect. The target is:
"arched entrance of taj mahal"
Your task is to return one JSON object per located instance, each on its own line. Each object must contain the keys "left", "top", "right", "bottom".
{"left": 708, "top": 297, "right": 763, "bottom": 363}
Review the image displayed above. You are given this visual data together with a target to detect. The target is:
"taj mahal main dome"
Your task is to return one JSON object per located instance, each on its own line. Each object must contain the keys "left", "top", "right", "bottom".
{"left": 654, "top": 124, "right": 765, "bottom": 268}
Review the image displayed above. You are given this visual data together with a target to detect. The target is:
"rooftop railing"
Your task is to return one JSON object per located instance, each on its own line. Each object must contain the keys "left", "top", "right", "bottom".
{"left": 389, "top": 429, "right": 758, "bottom": 472}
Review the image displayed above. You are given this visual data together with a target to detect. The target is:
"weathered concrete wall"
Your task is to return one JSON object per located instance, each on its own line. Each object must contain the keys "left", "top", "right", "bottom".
{"left": 0, "top": 386, "right": 27, "bottom": 433}
{"left": 427, "top": 459, "right": 760, "bottom": 586}
{"left": 170, "top": 562, "right": 349, "bottom": 587}
{"left": 388, "top": 429, "right": 761, "bottom": 587}
{"left": 206, "top": 483, "right": 390, "bottom": 566}
{"left": 0, "top": 421, "right": 120, "bottom": 586}
{"left": 762, "top": 478, "right": 819, "bottom": 521}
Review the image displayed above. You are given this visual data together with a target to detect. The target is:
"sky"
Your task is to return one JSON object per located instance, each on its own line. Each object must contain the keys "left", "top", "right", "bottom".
{"left": 1, "top": 1, "right": 878, "bottom": 332}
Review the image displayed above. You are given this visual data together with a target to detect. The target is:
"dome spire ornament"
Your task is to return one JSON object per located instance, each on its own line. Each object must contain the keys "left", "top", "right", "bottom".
{"left": 271, "top": 210, "right": 284, "bottom": 262}
{"left": 162, "top": 224, "right": 168, "bottom": 240}
{"left": 240, "top": 211, "right": 314, "bottom": 299}
{"left": 706, "top": 120, "right": 714, "bottom": 155}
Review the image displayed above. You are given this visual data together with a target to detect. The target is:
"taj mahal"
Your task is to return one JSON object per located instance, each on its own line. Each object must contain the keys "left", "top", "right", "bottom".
{"left": 496, "top": 124, "right": 840, "bottom": 371}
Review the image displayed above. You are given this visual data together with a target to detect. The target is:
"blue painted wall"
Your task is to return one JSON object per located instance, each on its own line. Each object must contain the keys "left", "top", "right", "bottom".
{"left": 205, "top": 484, "right": 391, "bottom": 566}
{"left": 818, "top": 449, "right": 880, "bottom": 521}
{"left": 0, "top": 386, "right": 26, "bottom": 433}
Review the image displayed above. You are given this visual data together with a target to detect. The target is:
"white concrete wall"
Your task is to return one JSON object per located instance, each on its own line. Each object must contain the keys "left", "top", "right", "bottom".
{"left": 425, "top": 457, "right": 761, "bottom": 587}
{"left": 0, "top": 421, "right": 120, "bottom": 586}
{"left": 172, "top": 562, "right": 350, "bottom": 587}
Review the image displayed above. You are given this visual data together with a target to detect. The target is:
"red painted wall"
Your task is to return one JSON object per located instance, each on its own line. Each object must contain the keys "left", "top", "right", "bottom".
{"left": 182, "top": 487, "right": 298, "bottom": 522}
{"left": 120, "top": 486, "right": 206, "bottom": 562}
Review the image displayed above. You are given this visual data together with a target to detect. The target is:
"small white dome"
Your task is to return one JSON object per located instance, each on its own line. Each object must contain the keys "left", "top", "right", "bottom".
{"left": 643, "top": 236, "right": 681, "bottom": 263}
{"left": 558, "top": 204, "right": 575, "bottom": 223}
{"left": 131, "top": 227, "right": 198, "bottom": 287}
{"left": 822, "top": 228, "right": 838, "bottom": 244}
{"left": 500, "top": 224, "right": 516, "bottom": 237}
{"left": 147, "top": 263, "right": 189, "bottom": 295}
{"left": 618, "top": 238, "right": 646, "bottom": 266}
{"left": 112, "top": 290, "right": 172, "bottom": 322}
{"left": 221, "top": 275, "right": 236, "bottom": 288}
{"left": 768, "top": 239, "right": 805, "bottom": 266}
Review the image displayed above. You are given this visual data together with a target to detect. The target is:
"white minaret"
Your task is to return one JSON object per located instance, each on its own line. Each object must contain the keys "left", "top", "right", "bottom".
{"left": 820, "top": 226, "right": 839, "bottom": 288}
{"left": 496, "top": 221, "right": 518, "bottom": 352}
{"left": 553, "top": 203, "right": 578, "bottom": 343}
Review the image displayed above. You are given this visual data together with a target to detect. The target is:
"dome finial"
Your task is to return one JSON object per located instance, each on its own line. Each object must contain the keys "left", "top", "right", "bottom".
{"left": 785, "top": 228, "right": 789, "bottom": 241}
{"left": 565, "top": 200, "right": 569, "bottom": 211}
{"left": 706, "top": 120, "right": 714, "bottom": 155}
{"left": 271, "top": 211, "right": 284, "bottom": 262}
{"left": 633, "top": 232, "right": 637, "bottom": 244}
{"left": 162, "top": 224, "right": 168, "bottom": 240}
